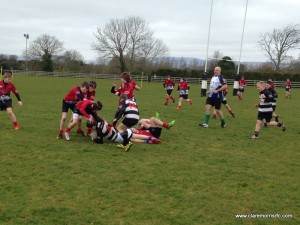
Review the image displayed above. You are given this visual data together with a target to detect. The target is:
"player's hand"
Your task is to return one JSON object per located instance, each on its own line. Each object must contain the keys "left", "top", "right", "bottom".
{"left": 18, "top": 101, "right": 22, "bottom": 107}
{"left": 88, "top": 117, "right": 94, "bottom": 122}
{"left": 254, "top": 104, "right": 259, "bottom": 108}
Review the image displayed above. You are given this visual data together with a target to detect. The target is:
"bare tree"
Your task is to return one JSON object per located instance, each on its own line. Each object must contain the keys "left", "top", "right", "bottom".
{"left": 258, "top": 24, "right": 300, "bottom": 71}
{"left": 28, "top": 34, "right": 64, "bottom": 59}
{"left": 92, "top": 16, "right": 168, "bottom": 73}
{"left": 27, "top": 34, "right": 64, "bottom": 71}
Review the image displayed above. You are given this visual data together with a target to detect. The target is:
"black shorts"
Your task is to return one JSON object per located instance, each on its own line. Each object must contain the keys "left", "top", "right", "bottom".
{"left": 257, "top": 112, "right": 273, "bottom": 122}
{"left": 148, "top": 127, "right": 162, "bottom": 138}
{"left": 206, "top": 97, "right": 222, "bottom": 110}
{"left": 272, "top": 105, "right": 276, "bottom": 112}
{"left": 0, "top": 99, "right": 12, "bottom": 111}
{"left": 238, "top": 88, "right": 245, "bottom": 93}
{"left": 122, "top": 118, "right": 139, "bottom": 128}
{"left": 179, "top": 94, "right": 188, "bottom": 99}
{"left": 285, "top": 88, "right": 290, "bottom": 92}
{"left": 62, "top": 100, "right": 76, "bottom": 113}
{"left": 166, "top": 89, "right": 173, "bottom": 95}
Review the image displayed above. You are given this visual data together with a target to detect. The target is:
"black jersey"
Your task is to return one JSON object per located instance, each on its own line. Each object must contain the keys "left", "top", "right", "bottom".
{"left": 258, "top": 89, "right": 273, "bottom": 112}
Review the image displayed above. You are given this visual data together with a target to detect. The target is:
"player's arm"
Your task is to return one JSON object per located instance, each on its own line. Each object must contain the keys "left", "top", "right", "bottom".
{"left": 134, "top": 84, "right": 141, "bottom": 91}
{"left": 12, "top": 86, "right": 22, "bottom": 106}
{"left": 111, "top": 82, "right": 120, "bottom": 95}
{"left": 114, "top": 103, "right": 126, "bottom": 121}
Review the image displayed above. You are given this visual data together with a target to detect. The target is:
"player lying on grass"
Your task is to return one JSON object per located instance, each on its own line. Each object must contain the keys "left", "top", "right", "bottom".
{"left": 87, "top": 118, "right": 134, "bottom": 151}
{"left": 87, "top": 115, "right": 163, "bottom": 149}
{"left": 130, "top": 113, "right": 175, "bottom": 144}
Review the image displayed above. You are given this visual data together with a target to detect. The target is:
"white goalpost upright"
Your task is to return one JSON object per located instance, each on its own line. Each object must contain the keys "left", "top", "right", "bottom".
{"left": 234, "top": 0, "right": 249, "bottom": 95}
{"left": 201, "top": 0, "right": 214, "bottom": 97}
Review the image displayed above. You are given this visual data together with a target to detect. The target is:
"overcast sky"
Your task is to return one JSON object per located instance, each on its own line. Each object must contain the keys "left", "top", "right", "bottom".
{"left": 1, "top": 0, "right": 299, "bottom": 63}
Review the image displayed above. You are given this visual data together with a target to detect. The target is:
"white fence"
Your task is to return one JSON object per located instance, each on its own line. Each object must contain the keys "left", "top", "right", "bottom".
{"left": 13, "top": 71, "right": 300, "bottom": 88}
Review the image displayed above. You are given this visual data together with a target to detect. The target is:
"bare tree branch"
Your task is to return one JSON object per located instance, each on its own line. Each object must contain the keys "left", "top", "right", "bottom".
{"left": 92, "top": 16, "right": 169, "bottom": 73}
{"left": 258, "top": 24, "right": 300, "bottom": 71}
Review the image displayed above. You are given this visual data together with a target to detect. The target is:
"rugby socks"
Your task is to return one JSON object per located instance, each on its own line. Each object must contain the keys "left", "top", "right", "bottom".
{"left": 59, "top": 129, "right": 63, "bottom": 135}
{"left": 170, "top": 96, "right": 175, "bottom": 103}
{"left": 65, "top": 127, "right": 71, "bottom": 133}
{"left": 204, "top": 112, "right": 210, "bottom": 124}
{"left": 165, "top": 97, "right": 169, "bottom": 104}
{"left": 221, "top": 119, "right": 226, "bottom": 126}
{"left": 162, "top": 122, "right": 169, "bottom": 129}
{"left": 13, "top": 121, "right": 19, "bottom": 130}
{"left": 254, "top": 131, "right": 259, "bottom": 137}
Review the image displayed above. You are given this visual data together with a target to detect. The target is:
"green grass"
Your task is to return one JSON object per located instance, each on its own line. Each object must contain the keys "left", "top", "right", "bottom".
{"left": 0, "top": 75, "right": 299, "bottom": 225}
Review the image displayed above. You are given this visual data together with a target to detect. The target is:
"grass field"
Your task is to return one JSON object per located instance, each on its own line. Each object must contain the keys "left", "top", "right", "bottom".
{"left": 1, "top": 75, "right": 299, "bottom": 225}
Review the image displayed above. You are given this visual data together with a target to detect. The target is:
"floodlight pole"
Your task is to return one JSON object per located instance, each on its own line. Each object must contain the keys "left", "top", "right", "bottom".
{"left": 24, "top": 34, "right": 29, "bottom": 76}
{"left": 201, "top": 0, "right": 214, "bottom": 97}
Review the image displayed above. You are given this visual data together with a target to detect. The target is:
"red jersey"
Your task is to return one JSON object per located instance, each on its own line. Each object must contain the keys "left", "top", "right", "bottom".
{"left": 178, "top": 81, "right": 190, "bottom": 95}
{"left": 75, "top": 99, "right": 94, "bottom": 119}
{"left": 64, "top": 86, "right": 85, "bottom": 103}
{"left": 129, "top": 80, "right": 138, "bottom": 90}
{"left": 178, "top": 81, "right": 189, "bottom": 90}
{"left": 85, "top": 90, "right": 96, "bottom": 100}
{"left": 134, "top": 129, "right": 152, "bottom": 137}
{"left": 0, "top": 80, "right": 19, "bottom": 97}
{"left": 238, "top": 79, "right": 247, "bottom": 88}
{"left": 285, "top": 81, "right": 291, "bottom": 89}
{"left": 163, "top": 79, "right": 175, "bottom": 90}
{"left": 116, "top": 82, "right": 134, "bottom": 99}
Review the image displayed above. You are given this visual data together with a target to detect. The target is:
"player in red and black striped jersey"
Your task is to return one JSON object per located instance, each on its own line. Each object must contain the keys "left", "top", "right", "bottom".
{"left": 237, "top": 76, "right": 247, "bottom": 102}
{"left": 64, "top": 99, "right": 102, "bottom": 141}
{"left": 163, "top": 75, "right": 175, "bottom": 105}
{"left": 285, "top": 78, "right": 292, "bottom": 99}
{"left": 176, "top": 78, "right": 192, "bottom": 110}
{"left": 75, "top": 81, "right": 97, "bottom": 136}
{"left": 57, "top": 81, "right": 89, "bottom": 139}
{"left": 0, "top": 71, "right": 22, "bottom": 130}
{"left": 111, "top": 72, "right": 140, "bottom": 102}
{"left": 250, "top": 81, "right": 285, "bottom": 139}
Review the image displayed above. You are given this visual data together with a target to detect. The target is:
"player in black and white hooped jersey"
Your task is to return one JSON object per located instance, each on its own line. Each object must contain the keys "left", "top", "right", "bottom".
{"left": 250, "top": 81, "right": 285, "bottom": 139}
{"left": 113, "top": 93, "right": 139, "bottom": 133}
